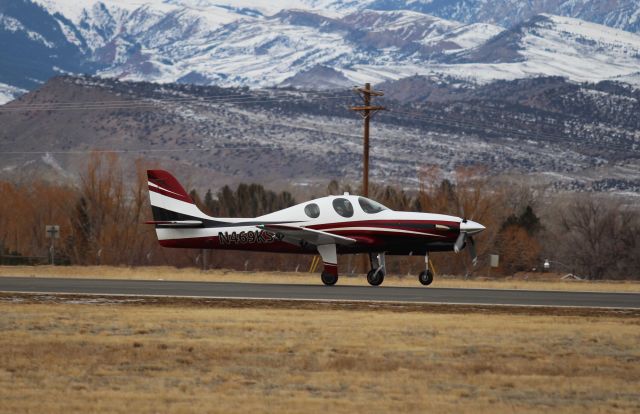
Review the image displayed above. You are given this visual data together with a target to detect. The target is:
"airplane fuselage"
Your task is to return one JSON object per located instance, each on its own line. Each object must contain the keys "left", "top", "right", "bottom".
{"left": 147, "top": 169, "right": 485, "bottom": 286}
{"left": 156, "top": 198, "right": 469, "bottom": 255}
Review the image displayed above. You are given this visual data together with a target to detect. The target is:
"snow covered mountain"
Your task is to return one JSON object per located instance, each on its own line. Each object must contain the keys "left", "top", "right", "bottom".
{"left": 1, "top": 0, "right": 640, "bottom": 104}
{"left": 439, "top": 14, "right": 640, "bottom": 85}
{"left": 368, "top": 0, "right": 640, "bottom": 34}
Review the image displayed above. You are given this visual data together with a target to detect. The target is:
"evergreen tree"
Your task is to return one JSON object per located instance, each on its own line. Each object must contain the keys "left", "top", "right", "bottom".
{"left": 501, "top": 205, "right": 541, "bottom": 235}
{"left": 203, "top": 189, "right": 217, "bottom": 216}
{"left": 217, "top": 185, "right": 236, "bottom": 216}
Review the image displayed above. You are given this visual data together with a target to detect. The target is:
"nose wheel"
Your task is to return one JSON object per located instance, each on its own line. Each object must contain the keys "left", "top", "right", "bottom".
{"left": 418, "top": 269, "right": 434, "bottom": 286}
{"left": 367, "top": 269, "right": 384, "bottom": 286}
{"left": 367, "top": 252, "right": 386, "bottom": 286}
{"left": 419, "top": 253, "right": 435, "bottom": 286}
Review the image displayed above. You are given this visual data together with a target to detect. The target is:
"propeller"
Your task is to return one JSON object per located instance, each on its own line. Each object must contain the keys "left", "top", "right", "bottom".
{"left": 454, "top": 198, "right": 484, "bottom": 265}
{"left": 455, "top": 220, "right": 485, "bottom": 266}
{"left": 454, "top": 231, "right": 466, "bottom": 253}
{"left": 454, "top": 231, "right": 478, "bottom": 266}
{"left": 467, "top": 235, "right": 477, "bottom": 266}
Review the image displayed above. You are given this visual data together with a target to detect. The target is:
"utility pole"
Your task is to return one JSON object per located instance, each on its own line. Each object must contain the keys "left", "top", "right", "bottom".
{"left": 350, "top": 83, "right": 385, "bottom": 197}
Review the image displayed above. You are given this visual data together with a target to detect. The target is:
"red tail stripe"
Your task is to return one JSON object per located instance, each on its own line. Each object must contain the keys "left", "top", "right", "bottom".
{"left": 147, "top": 169, "right": 194, "bottom": 204}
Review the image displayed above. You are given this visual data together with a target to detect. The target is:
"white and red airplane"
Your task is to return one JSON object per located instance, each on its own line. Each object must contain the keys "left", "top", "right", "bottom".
{"left": 146, "top": 170, "right": 485, "bottom": 286}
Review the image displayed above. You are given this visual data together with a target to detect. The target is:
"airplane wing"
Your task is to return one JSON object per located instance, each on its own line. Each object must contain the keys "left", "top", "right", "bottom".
{"left": 258, "top": 224, "right": 356, "bottom": 246}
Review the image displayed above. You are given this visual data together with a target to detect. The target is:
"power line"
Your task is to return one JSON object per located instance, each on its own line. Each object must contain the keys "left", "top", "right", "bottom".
{"left": 381, "top": 109, "right": 638, "bottom": 154}
{"left": 0, "top": 93, "right": 356, "bottom": 112}
{"left": 384, "top": 109, "right": 635, "bottom": 154}
{"left": 4, "top": 93, "right": 258, "bottom": 108}
{"left": 4, "top": 106, "right": 631, "bottom": 155}
{"left": 2, "top": 81, "right": 634, "bottom": 155}
{"left": 4, "top": 88, "right": 351, "bottom": 107}
{"left": 0, "top": 145, "right": 278, "bottom": 155}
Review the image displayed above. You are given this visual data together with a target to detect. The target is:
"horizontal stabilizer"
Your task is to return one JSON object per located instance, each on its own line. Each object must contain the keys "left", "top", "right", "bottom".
{"left": 145, "top": 220, "right": 203, "bottom": 228}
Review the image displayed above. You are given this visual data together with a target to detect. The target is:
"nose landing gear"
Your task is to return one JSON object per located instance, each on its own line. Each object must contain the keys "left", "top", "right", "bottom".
{"left": 419, "top": 253, "right": 434, "bottom": 286}
{"left": 367, "top": 252, "right": 386, "bottom": 286}
{"left": 419, "top": 269, "right": 434, "bottom": 285}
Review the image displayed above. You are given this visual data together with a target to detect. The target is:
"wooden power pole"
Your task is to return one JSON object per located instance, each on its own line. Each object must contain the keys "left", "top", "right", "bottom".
{"left": 350, "top": 83, "right": 385, "bottom": 197}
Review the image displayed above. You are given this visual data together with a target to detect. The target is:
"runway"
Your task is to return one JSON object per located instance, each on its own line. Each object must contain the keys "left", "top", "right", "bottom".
{"left": 0, "top": 276, "right": 638, "bottom": 308}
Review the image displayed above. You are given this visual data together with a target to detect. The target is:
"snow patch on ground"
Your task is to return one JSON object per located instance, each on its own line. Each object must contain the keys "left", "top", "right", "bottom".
{"left": 422, "top": 22, "right": 504, "bottom": 51}
{"left": 41, "top": 153, "right": 67, "bottom": 175}
{"left": 0, "top": 13, "right": 55, "bottom": 48}
{"left": 0, "top": 83, "right": 27, "bottom": 105}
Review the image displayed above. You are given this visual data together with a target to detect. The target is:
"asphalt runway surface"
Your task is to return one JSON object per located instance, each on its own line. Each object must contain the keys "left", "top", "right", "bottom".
{"left": 0, "top": 276, "right": 639, "bottom": 309}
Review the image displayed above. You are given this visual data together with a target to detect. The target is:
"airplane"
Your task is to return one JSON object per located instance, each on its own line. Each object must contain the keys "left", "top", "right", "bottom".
{"left": 146, "top": 169, "right": 485, "bottom": 286}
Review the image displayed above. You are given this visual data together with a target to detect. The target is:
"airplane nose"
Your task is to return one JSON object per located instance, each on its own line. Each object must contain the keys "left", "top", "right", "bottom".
{"left": 459, "top": 220, "right": 485, "bottom": 235}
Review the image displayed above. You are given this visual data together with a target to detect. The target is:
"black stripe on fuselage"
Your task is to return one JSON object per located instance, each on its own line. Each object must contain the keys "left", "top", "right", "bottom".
{"left": 151, "top": 206, "right": 302, "bottom": 228}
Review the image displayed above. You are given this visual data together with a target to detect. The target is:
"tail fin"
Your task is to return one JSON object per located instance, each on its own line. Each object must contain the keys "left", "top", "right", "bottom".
{"left": 147, "top": 170, "right": 209, "bottom": 224}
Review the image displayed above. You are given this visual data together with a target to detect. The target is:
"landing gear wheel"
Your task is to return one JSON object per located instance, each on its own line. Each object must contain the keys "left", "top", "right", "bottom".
{"left": 419, "top": 269, "right": 434, "bottom": 286}
{"left": 321, "top": 271, "right": 338, "bottom": 286}
{"left": 367, "top": 269, "right": 385, "bottom": 286}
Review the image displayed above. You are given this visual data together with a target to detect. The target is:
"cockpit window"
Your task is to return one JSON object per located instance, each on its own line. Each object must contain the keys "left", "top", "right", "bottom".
{"left": 358, "top": 197, "right": 388, "bottom": 214}
{"left": 332, "top": 198, "right": 354, "bottom": 218}
{"left": 304, "top": 203, "right": 320, "bottom": 218}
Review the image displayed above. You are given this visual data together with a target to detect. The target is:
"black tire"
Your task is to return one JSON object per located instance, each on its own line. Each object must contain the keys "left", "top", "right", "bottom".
{"left": 419, "top": 270, "right": 434, "bottom": 286}
{"left": 367, "top": 269, "right": 385, "bottom": 286}
{"left": 321, "top": 271, "right": 338, "bottom": 286}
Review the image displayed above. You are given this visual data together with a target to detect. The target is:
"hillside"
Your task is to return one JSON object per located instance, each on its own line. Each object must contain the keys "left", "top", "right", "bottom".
{"left": 0, "top": 75, "right": 638, "bottom": 195}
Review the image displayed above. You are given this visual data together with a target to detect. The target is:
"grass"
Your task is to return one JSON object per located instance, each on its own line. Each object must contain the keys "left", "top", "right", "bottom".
{"left": 1, "top": 265, "right": 639, "bottom": 292}
{"left": 0, "top": 299, "right": 638, "bottom": 413}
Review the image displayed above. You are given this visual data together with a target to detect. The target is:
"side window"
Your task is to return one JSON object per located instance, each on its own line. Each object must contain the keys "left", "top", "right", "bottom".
{"left": 358, "top": 197, "right": 388, "bottom": 214}
{"left": 304, "top": 203, "right": 320, "bottom": 218}
{"left": 332, "top": 198, "right": 354, "bottom": 218}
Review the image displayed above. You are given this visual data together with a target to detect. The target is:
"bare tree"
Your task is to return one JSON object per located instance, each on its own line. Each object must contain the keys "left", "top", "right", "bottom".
{"left": 557, "top": 195, "right": 638, "bottom": 279}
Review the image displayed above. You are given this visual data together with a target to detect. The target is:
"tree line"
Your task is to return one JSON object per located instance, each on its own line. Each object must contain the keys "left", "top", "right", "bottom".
{"left": 0, "top": 153, "right": 638, "bottom": 279}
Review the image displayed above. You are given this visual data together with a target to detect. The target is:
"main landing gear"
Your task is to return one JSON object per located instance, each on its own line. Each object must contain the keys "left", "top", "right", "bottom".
{"left": 318, "top": 244, "right": 339, "bottom": 286}
{"left": 419, "top": 253, "right": 434, "bottom": 286}
{"left": 367, "top": 253, "right": 386, "bottom": 286}
{"left": 321, "top": 271, "right": 338, "bottom": 286}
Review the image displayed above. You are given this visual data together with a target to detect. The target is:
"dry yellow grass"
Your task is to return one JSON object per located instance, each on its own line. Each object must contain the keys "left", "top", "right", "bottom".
{"left": 1, "top": 265, "right": 639, "bottom": 292}
{"left": 0, "top": 300, "right": 638, "bottom": 413}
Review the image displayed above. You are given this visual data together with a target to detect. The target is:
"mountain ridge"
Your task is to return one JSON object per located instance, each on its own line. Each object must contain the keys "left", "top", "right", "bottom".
{"left": 2, "top": 1, "right": 640, "bottom": 104}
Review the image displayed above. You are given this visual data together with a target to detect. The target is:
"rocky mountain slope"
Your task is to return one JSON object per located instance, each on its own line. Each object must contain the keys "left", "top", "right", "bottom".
{"left": 1, "top": 75, "right": 638, "bottom": 195}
